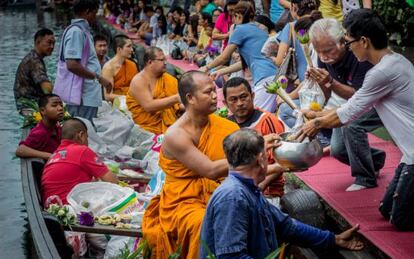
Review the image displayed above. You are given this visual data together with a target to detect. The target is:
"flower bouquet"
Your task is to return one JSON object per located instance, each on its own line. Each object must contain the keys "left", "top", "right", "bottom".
{"left": 20, "top": 99, "right": 71, "bottom": 128}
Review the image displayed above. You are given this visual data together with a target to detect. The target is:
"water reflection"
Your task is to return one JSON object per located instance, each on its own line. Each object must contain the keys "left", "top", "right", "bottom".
{"left": 0, "top": 8, "right": 64, "bottom": 259}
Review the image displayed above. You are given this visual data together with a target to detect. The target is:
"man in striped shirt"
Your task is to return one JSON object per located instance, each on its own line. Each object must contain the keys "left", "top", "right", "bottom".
{"left": 223, "top": 77, "right": 287, "bottom": 199}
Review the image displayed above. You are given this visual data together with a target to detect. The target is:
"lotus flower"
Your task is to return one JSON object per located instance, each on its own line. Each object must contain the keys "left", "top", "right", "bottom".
{"left": 277, "top": 76, "right": 288, "bottom": 89}
{"left": 78, "top": 212, "right": 94, "bottom": 226}
{"left": 297, "top": 29, "right": 310, "bottom": 44}
{"left": 217, "top": 107, "right": 228, "bottom": 118}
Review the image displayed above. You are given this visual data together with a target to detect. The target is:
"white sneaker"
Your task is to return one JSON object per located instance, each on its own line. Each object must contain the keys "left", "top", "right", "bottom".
{"left": 346, "top": 184, "right": 367, "bottom": 192}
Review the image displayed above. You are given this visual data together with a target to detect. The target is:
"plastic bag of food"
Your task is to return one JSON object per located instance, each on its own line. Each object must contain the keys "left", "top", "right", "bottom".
{"left": 298, "top": 78, "right": 325, "bottom": 112}
{"left": 67, "top": 182, "right": 140, "bottom": 216}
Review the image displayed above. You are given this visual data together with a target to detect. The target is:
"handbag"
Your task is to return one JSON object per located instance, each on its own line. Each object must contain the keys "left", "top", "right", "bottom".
{"left": 276, "top": 23, "right": 298, "bottom": 89}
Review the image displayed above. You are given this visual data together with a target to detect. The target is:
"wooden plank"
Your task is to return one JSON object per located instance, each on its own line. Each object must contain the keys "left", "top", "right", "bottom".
{"left": 68, "top": 224, "right": 143, "bottom": 238}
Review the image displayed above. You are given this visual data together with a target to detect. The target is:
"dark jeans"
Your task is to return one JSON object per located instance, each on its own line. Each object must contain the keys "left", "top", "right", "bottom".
{"left": 66, "top": 105, "right": 98, "bottom": 125}
{"left": 379, "top": 163, "right": 414, "bottom": 230}
{"left": 330, "top": 109, "right": 385, "bottom": 187}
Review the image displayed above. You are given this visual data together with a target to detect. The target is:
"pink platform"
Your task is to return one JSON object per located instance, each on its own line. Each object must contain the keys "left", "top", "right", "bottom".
{"left": 295, "top": 135, "right": 414, "bottom": 259}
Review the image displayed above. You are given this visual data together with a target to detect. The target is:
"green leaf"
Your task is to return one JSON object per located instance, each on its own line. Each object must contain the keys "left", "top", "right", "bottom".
{"left": 200, "top": 239, "right": 216, "bottom": 259}
{"left": 168, "top": 246, "right": 182, "bottom": 259}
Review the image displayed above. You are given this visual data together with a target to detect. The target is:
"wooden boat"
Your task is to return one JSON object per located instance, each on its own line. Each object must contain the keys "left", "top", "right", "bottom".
{"left": 21, "top": 156, "right": 73, "bottom": 258}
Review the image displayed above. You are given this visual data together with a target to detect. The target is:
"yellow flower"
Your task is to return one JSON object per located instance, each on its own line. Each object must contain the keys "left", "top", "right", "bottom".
{"left": 309, "top": 102, "right": 322, "bottom": 111}
{"left": 33, "top": 111, "right": 42, "bottom": 122}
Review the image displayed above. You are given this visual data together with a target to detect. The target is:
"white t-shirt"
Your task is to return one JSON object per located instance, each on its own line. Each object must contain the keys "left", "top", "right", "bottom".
{"left": 337, "top": 52, "right": 414, "bottom": 164}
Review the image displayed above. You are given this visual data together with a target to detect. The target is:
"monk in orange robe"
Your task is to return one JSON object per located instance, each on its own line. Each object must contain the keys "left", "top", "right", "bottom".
{"left": 102, "top": 35, "right": 138, "bottom": 101}
{"left": 126, "top": 47, "right": 181, "bottom": 134}
{"left": 142, "top": 71, "right": 239, "bottom": 258}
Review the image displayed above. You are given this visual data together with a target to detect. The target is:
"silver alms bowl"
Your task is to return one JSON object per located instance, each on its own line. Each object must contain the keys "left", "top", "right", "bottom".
{"left": 273, "top": 132, "right": 323, "bottom": 171}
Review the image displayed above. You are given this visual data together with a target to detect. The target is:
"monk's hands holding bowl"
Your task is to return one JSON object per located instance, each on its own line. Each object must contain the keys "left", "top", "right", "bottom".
{"left": 264, "top": 133, "right": 282, "bottom": 150}
{"left": 335, "top": 224, "right": 364, "bottom": 251}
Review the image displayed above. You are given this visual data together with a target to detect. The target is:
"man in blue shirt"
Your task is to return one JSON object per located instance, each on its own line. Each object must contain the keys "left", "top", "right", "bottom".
{"left": 200, "top": 129, "right": 363, "bottom": 258}
{"left": 54, "top": 0, "right": 112, "bottom": 123}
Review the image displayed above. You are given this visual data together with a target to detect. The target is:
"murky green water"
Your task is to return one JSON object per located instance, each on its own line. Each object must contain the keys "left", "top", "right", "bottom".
{"left": 0, "top": 8, "right": 66, "bottom": 258}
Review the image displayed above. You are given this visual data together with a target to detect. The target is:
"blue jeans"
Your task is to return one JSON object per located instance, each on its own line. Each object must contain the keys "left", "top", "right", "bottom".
{"left": 379, "top": 163, "right": 414, "bottom": 230}
{"left": 278, "top": 99, "right": 300, "bottom": 129}
{"left": 330, "top": 109, "right": 385, "bottom": 187}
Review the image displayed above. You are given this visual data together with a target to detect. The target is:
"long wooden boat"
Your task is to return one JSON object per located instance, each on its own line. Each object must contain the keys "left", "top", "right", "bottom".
{"left": 21, "top": 145, "right": 147, "bottom": 258}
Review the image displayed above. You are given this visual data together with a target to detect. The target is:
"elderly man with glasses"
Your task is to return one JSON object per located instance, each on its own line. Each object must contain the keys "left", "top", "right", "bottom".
{"left": 303, "top": 17, "right": 385, "bottom": 192}
{"left": 126, "top": 47, "right": 182, "bottom": 134}
{"left": 300, "top": 9, "right": 414, "bottom": 231}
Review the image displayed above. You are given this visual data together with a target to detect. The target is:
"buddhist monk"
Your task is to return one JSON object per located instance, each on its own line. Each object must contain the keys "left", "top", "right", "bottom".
{"left": 102, "top": 35, "right": 138, "bottom": 101}
{"left": 126, "top": 47, "right": 181, "bottom": 134}
{"left": 142, "top": 71, "right": 240, "bottom": 258}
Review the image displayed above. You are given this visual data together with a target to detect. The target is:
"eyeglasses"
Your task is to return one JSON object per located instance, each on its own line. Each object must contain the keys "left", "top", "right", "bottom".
{"left": 344, "top": 38, "right": 360, "bottom": 48}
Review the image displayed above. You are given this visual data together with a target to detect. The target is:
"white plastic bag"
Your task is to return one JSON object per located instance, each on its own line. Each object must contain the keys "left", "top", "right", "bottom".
{"left": 298, "top": 78, "right": 326, "bottom": 111}
{"left": 67, "top": 182, "right": 140, "bottom": 216}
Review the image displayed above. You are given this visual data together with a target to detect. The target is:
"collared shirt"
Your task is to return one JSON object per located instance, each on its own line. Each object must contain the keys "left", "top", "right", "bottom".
{"left": 19, "top": 121, "right": 61, "bottom": 154}
{"left": 14, "top": 49, "right": 50, "bottom": 111}
{"left": 41, "top": 140, "right": 108, "bottom": 204}
{"left": 64, "top": 18, "right": 102, "bottom": 107}
{"left": 200, "top": 173, "right": 335, "bottom": 258}
{"left": 337, "top": 52, "right": 414, "bottom": 164}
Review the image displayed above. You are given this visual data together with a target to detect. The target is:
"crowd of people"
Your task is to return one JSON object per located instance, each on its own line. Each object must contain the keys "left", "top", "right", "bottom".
{"left": 13, "top": 0, "right": 414, "bottom": 257}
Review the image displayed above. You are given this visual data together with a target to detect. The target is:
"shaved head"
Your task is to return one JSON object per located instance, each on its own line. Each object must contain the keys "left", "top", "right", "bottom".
{"left": 178, "top": 71, "right": 207, "bottom": 106}
{"left": 62, "top": 118, "right": 88, "bottom": 140}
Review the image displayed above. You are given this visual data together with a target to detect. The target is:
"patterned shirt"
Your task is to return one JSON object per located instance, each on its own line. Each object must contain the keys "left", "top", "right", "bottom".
{"left": 14, "top": 49, "right": 50, "bottom": 111}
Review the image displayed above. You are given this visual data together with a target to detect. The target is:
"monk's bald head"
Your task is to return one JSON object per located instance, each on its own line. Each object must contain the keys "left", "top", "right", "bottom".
{"left": 62, "top": 118, "right": 88, "bottom": 140}
{"left": 178, "top": 71, "right": 209, "bottom": 106}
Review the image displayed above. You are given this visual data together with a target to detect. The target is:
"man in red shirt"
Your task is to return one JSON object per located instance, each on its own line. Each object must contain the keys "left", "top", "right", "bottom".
{"left": 16, "top": 94, "right": 64, "bottom": 160}
{"left": 223, "top": 77, "right": 287, "bottom": 198}
{"left": 41, "top": 118, "right": 118, "bottom": 205}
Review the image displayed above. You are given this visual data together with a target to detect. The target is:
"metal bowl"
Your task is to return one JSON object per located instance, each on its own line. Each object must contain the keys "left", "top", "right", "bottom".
{"left": 273, "top": 132, "right": 323, "bottom": 171}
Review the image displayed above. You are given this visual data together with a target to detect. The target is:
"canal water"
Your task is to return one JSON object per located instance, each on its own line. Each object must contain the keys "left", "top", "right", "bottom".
{"left": 0, "top": 8, "right": 67, "bottom": 258}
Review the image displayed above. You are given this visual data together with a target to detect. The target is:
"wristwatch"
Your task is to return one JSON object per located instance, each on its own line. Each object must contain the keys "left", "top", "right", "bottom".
{"left": 324, "top": 76, "right": 334, "bottom": 88}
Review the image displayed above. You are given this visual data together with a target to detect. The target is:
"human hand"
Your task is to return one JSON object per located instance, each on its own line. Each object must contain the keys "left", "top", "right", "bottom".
{"left": 99, "top": 76, "right": 113, "bottom": 93}
{"left": 308, "top": 67, "right": 332, "bottom": 87}
{"left": 209, "top": 70, "right": 222, "bottom": 81}
{"left": 295, "top": 118, "right": 321, "bottom": 142}
{"left": 301, "top": 109, "right": 317, "bottom": 120}
{"left": 264, "top": 133, "right": 282, "bottom": 150}
{"left": 335, "top": 224, "right": 364, "bottom": 251}
{"left": 199, "top": 66, "right": 209, "bottom": 73}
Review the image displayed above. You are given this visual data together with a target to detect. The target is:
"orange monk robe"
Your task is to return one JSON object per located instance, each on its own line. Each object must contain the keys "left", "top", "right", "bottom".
{"left": 142, "top": 114, "right": 239, "bottom": 259}
{"left": 126, "top": 73, "right": 180, "bottom": 135}
{"left": 112, "top": 59, "right": 138, "bottom": 96}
